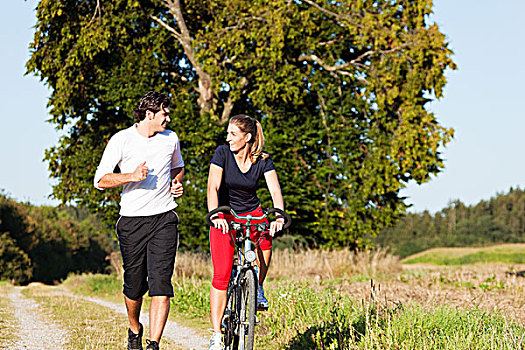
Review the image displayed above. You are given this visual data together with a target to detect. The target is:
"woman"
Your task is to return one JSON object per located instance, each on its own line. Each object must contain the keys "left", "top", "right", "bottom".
{"left": 207, "top": 114, "right": 285, "bottom": 350}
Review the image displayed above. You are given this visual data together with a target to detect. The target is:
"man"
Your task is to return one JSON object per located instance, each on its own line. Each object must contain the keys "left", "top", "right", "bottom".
{"left": 94, "top": 91, "right": 184, "bottom": 350}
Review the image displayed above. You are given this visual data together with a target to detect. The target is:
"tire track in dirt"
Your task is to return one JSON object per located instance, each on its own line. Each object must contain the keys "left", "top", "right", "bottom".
{"left": 6, "top": 287, "right": 69, "bottom": 349}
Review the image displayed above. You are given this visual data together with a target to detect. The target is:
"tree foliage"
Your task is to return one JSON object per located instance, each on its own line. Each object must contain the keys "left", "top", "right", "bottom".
{"left": 376, "top": 188, "right": 525, "bottom": 257}
{"left": 0, "top": 194, "right": 113, "bottom": 284}
{"left": 27, "top": 0, "right": 455, "bottom": 249}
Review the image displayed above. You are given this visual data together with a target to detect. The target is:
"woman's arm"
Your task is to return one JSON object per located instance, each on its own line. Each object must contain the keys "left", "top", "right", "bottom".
{"left": 207, "top": 164, "right": 229, "bottom": 233}
{"left": 264, "top": 170, "right": 285, "bottom": 236}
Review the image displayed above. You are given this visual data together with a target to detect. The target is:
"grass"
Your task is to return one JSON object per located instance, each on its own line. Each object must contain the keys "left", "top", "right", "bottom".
{"left": 361, "top": 305, "right": 525, "bottom": 349}
{"left": 63, "top": 273, "right": 525, "bottom": 349}
{"left": 0, "top": 284, "right": 18, "bottom": 348}
{"left": 403, "top": 244, "right": 525, "bottom": 265}
{"left": 7, "top": 246, "right": 525, "bottom": 349}
{"left": 62, "top": 250, "right": 525, "bottom": 349}
{"left": 68, "top": 247, "right": 401, "bottom": 333}
{"left": 63, "top": 273, "right": 123, "bottom": 303}
{"left": 257, "top": 279, "right": 525, "bottom": 349}
{"left": 62, "top": 273, "right": 211, "bottom": 332}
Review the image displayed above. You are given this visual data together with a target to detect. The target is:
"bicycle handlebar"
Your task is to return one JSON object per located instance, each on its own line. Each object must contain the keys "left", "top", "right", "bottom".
{"left": 205, "top": 206, "right": 233, "bottom": 226}
{"left": 205, "top": 206, "right": 292, "bottom": 230}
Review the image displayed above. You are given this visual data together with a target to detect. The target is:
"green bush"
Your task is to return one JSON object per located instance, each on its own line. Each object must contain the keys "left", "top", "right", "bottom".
{"left": 0, "top": 194, "right": 114, "bottom": 284}
{"left": 0, "top": 232, "right": 32, "bottom": 283}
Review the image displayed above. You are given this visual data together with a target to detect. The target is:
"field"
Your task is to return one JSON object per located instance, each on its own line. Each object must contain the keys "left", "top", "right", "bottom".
{"left": 3, "top": 245, "right": 525, "bottom": 349}
{"left": 402, "top": 243, "right": 525, "bottom": 265}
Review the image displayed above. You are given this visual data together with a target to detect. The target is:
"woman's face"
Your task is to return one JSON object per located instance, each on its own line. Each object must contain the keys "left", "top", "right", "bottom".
{"left": 226, "top": 123, "right": 251, "bottom": 152}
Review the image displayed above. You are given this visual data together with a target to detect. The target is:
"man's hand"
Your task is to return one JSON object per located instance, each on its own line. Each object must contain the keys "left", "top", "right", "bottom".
{"left": 131, "top": 161, "right": 148, "bottom": 182}
{"left": 171, "top": 179, "right": 184, "bottom": 198}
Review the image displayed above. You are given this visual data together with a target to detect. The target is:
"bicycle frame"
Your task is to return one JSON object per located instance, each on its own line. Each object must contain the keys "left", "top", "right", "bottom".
{"left": 225, "top": 211, "right": 266, "bottom": 350}
{"left": 229, "top": 210, "right": 267, "bottom": 267}
{"left": 206, "top": 206, "right": 291, "bottom": 350}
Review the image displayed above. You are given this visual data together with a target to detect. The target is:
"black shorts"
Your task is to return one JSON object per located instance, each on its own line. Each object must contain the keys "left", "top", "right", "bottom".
{"left": 116, "top": 210, "right": 179, "bottom": 300}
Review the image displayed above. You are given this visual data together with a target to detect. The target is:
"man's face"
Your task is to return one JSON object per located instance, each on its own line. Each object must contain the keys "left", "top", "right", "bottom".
{"left": 150, "top": 106, "right": 171, "bottom": 132}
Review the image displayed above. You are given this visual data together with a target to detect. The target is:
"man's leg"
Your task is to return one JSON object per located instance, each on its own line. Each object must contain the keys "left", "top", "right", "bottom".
{"left": 149, "top": 296, "right": 170, "bottom": 342}
{"left": 146, "top": 210, "right": 179, "bottom": 345}
{"left": 125, "top": 295, "right": 143, "bottom": 333}
{"left": 117, "top": 215, "right": 149, "bottom": 349}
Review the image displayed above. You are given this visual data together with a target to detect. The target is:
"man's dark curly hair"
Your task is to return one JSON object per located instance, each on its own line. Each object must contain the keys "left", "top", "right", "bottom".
{"left": 132, "top": 91, "right": 171, "bottom": 121}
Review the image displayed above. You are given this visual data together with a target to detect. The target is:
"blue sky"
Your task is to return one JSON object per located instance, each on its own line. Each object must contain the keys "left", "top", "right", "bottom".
{"left": 1, "top": 1, "right": 524, "bottom": 212}
{"left": 0, "top": 0, "right": 58, "bottom": 205}
{"left": 402, "top": 0, "right": 525, "bottom": 212}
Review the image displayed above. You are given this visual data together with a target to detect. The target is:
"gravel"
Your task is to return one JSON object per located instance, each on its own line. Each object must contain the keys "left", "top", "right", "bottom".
{"left": 7, "top": 287, "right": 69, "bottom": 349}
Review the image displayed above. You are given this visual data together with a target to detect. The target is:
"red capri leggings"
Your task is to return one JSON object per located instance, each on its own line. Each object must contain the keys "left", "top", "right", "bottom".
{"left": 210, "top": 206, "right": 272, "bottom": 291}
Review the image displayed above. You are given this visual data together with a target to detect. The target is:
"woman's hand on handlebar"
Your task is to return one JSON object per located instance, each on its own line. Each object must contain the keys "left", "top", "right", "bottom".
{"left": 266, "top": 208, "right": 291, "bottom": 235}
{"left": 211, "top": 216, "right": 229, "bottom": 234}
{"left": 269, "top": 217, "right": 285, "bottom": 237}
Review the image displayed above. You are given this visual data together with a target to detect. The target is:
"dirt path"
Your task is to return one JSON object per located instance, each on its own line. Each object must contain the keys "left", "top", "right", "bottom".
{"left": 6, "top": 287, "right": 69, "bottom": 349}
{"left": 4, "top": 285, "right": 208, "bottom": 350}
{"left": 74, "top": 294, "right": 209, "bottom": 350}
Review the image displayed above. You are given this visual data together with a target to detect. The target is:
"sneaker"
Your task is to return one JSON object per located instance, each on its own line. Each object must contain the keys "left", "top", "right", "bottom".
{"left": 127, "top": 323, "right": 143, "bottom": 350}
{"left": 145, "top": 339, "right": 159, "bottom": 350}
{"left": 208, "top": 332, "right": 224, "bottom": 350}
{"left": 257, "top": 285, "right": 269, "bottom": 310}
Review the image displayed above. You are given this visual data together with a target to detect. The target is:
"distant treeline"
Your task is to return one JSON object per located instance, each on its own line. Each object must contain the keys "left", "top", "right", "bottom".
{"left": 0, "top": 193, "right": 113, "bottom": 284}
{"left": 5, "top": 185, "right": 525, "bottom": 284}
{"left": 375, "top": 187, "right": 525, "bottom": 258}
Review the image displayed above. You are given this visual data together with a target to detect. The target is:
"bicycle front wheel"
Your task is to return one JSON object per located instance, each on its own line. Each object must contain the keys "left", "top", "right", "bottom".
{"left": 238, "top": 268, "right": 257, "bottom": 350}
{"left": 224, "top": 282, "right": 237, "bottom": 349}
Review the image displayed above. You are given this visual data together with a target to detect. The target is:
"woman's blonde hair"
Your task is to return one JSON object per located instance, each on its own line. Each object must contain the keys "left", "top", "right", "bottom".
{"left": 229, "top": 114, "right": 268, "bottom": 164}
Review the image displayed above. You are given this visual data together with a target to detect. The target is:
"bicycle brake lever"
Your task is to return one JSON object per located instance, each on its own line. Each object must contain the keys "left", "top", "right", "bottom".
{"left": 231, "top": 222, "right": 243, "bottom": 231}
{"left": 257, "top": 223, "right": 269, "bottom": 232}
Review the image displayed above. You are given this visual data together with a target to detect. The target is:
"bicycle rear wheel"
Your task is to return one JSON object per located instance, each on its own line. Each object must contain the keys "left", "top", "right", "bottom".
{"left": 237, "top": 268, "right": 257, "bottom": 350}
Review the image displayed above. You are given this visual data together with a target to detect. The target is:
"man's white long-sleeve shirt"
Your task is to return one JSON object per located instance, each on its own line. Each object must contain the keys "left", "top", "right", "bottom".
{"left": 94, "top": 125, "right": 184, "bottom": 216}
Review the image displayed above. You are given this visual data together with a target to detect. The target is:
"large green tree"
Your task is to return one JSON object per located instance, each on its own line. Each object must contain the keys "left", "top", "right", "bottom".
{"left": 27, "top": 0, "right": 455, "bottom": 249}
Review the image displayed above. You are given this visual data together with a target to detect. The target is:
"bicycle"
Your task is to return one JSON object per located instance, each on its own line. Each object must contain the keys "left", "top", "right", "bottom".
{"left": 206, "top": 206, "right": 291, "bottom": 350}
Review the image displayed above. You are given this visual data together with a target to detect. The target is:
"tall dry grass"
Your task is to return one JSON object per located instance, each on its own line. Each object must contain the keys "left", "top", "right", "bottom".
{"left": 268, "top": 247, "right": 402, "bottom": 280}
{"left": 107, "top": 250, "right": 213, "bottom": 279}
{"left": 171, "top": 247, "right": 402, "bottom": 280}
{"left": 108, "top": 247, "right": 401, "bottom": 281}
{"left": 173, "top": 251, "right": 213, "bottom": 279}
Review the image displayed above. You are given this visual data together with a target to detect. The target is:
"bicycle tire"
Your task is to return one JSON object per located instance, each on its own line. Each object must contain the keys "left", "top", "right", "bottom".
{"left": 237, "top": 268, "right": 257, "bottom": 350}
{"left": 223, "top": 283, "right": 237, "bottom": 349}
